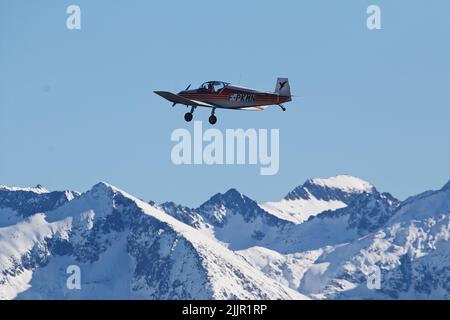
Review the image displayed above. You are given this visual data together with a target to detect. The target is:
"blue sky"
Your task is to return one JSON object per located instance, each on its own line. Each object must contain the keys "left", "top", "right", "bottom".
{"left": 1, "top": 0, "right": 449, "bottom": 206}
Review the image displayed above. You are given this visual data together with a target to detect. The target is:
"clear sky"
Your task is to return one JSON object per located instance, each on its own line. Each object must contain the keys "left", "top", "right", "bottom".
{"left": 1, "top": 0, "right": 449, "bottom": 206}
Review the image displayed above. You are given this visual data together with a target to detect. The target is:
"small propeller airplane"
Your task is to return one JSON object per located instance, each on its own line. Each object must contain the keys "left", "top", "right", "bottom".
{"left": 154, "top": 78, "right": 292, "bottom": 124}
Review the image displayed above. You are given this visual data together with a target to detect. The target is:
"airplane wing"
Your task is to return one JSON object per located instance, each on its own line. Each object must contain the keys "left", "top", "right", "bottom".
{"left": 154, "top": 91, "right": 215, "bottom": 108}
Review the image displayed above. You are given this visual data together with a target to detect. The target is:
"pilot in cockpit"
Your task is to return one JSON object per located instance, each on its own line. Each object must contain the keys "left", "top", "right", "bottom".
{"left": 207, "top": 83, "right": 214, "bottom": 93}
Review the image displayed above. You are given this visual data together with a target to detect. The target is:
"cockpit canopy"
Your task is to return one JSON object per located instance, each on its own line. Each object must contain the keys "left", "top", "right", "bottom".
{"left": 199, "top": 81, "right": 229, "bottom": 93}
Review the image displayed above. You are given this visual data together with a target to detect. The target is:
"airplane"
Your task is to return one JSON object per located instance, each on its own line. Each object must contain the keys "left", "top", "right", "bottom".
{"left": 154, "top": 78, "right": 292, "bottom": 125}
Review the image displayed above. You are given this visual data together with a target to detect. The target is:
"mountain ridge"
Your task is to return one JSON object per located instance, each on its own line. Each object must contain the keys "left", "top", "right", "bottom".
{"left": 1, "top": 175, "right": 449, "bottom": 300}
{"left": 0, "top": 181, "right": 306, "bottom": 300}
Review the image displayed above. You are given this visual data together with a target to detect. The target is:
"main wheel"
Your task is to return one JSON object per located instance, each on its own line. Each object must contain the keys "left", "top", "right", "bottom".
{"left": 208, "top": 115, "right": 217, "bottom": 125}
{"left": 184, "top": 112, "right": 193, "bottom": 122}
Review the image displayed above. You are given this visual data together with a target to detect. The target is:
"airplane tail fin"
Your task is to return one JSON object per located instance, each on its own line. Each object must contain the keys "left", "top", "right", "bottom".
{"left": 275, "top": 78, "right": 291, "bottom": 99}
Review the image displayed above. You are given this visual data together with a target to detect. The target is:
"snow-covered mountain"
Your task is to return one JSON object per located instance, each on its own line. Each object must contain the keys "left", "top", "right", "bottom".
{"left": 1, "top": 175, "right": 449, "bottom": 300}
{"left": 159, "top": 176, "right": 399, "bottom": 253}
{"left": 0, "top": 183, "right": 305, "bottom": 300}
{"left": 270, "top": 187, "right": 400, "bottom": 253}
{"left": 260, "top": 175, "right": 377, "bottom": 224}
{"left": 0, "top": 185, "right": 79, "bottom": 227}
{"left": 297, "top": 180, "right": 450, "bottom": 299}
{"left": 159, "top": 189, "right": 292, "bottom": 250}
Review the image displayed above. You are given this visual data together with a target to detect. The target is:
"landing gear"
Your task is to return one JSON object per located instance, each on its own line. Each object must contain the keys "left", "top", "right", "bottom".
{"left": 209, "top": 115, "right": 217, "bottom": 125}
{"left": 278, "top": 104, "right": 286, "bottom": 112}
{"left": 184, "top": 112, "right": 193, "bottom": 122}
{"left": 184, "top": 106, "right": 195, "bottom": 122}
{"left": 209, "top": 108, "right": 217, "bottom": 125}
{"left": 184, "top": 106, "right": 218, "bottom": 124}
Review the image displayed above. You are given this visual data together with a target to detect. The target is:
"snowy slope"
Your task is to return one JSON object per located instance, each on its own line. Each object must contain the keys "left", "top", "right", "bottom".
{"left": 0, "top": 184, "right": 79, "bottom": 227}
{"left": 159, "top": 177, "right": 398, "bottom": 254}
{"left": 237, "top": 246, "right": 323, "bottom": 290}
{"left": 260, "top": 175, "right": 375, "bottom": 224}
{"left": 237, "top": 182, "right": 448, "bottom": 299}
{"left": 1, "top": 177, "right": 449, "bottom": 300}
{"left": 307, "top": 176, "right": 373, "bottom": 193}
{"left": 159, "top": 189, "right": 294, "bottom": 251}
{"left": 296, "top": 180, "right": 450, "bottom": 299}
{"left": 275, "top": 189, "right": 399, "bottom": 252}
{"left": 0, "top": 182, "right": 306, "bottom": 300}
{"left": 0, "top": 185, "right": 50, "bottom": 193}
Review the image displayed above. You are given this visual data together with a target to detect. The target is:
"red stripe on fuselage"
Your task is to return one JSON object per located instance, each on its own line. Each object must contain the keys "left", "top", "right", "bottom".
{"left": 180, "top": 92, "right": 290, "bottom": 105}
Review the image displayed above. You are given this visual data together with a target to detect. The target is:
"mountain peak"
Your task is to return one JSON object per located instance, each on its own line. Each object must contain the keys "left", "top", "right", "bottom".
{"left": 201, "top": 188, "right": 245, "bottom": 207}
{"left": 92, "top": 181, "right": 115, "bottom": 189}
{"left": 0, "top": 184, "right": 49, "bottom": 194}
{"left": 89, "top": 182, "right": 138, "bottom": 204}
{"left": 223, "top": 188, "right": 244, "bottom": 199}
{"left": 197, "top": 188, "right": 276, "bottom": 230}
{"left": 306, "top": 175, "right": 374, "bottom": 193}
{"left": 261, "top": 175, "right": 378, "bottom": 224}
{"left": 284, "top": 175, "right": 374, "bottom": 202}
{"left": 91, "top": 181, "right": 125, "bottom": 194}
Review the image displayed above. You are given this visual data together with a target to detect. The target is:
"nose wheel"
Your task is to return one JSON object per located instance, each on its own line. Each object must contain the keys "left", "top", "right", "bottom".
{"left": 184, "top": 112, "right": 193, "bottom": 122}
{"left": 209, "top": 108, "right": 217, "bottom": 125}
{"left": 209, "top": 115, "right": 217, "bottom": 125}
{"left": 184, "top": 106, "right": 195, "bottom": 122}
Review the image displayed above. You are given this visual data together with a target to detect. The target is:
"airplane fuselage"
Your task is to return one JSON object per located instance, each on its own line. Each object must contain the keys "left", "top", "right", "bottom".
{"left": 179, "top": 85, "right": 291, "bottom": 110}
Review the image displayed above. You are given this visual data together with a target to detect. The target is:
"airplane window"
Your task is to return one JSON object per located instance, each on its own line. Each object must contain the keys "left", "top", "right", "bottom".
{"left": 213, "top": 82, "right": 225, "bottom": 92}
{"left": 200, "top": 82, "right": 210, "bottom": 91}
{"left": 199, "top": 81, "right": 228, "bottom": 92}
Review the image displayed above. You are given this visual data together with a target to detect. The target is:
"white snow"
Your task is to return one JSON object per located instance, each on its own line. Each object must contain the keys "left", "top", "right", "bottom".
{"left": 0, "top": 182, "right": 308, "bottom": 300}
{"left": 0, "top": 214, "right": 53, "bottom": 269}
{"left": 0, "top": 269, "right": 33, "bottom": 300}
{"left": 309, "top": 175, "right": 374, "bottom": 193}
{"left": 18, "top": 231, "right": 140, "bottom": 300}
{"left": 261, "top": 198, "right": 347, "bottom": 224}
{"left": 259, "top": 175, "right": 373, "bottom": 224}
{"left": 0, "top": 185, "right": 49, "bottom": 194}
{"left": 0, "top": 214, "right": 56, "bottom": 299}
{"left": 300, "top": 262, "right": 331, "bottom": 294}
{"left": 237, "top": 246, "right": 323, "bottom": 290}
{"left": 123, "top": 190, "right": 309, "bottom": 299}
{"left": 1, "top": 178, "right": 449, "bottom": 300}
{"left": 291, "top": 184, "right": 450, "bottom": 299}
